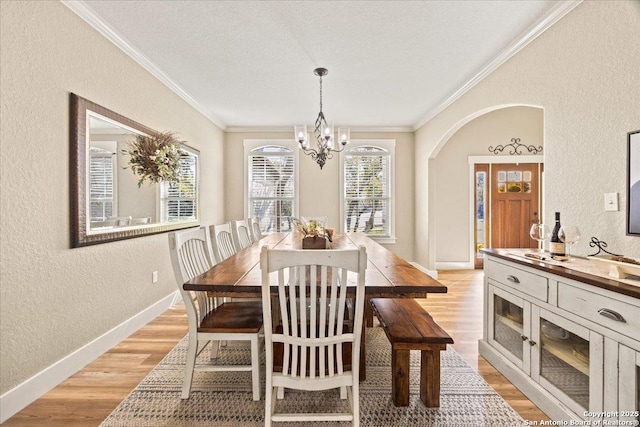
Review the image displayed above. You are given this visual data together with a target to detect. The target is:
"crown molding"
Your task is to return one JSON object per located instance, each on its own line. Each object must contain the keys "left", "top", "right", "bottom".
{"left": 61, "top": 0, "right": 226, "bottom": 130}
{"left": 225, "top": 126, "right": 294, "bottom": 134}
{"left": 413, "top": 0, "right": 583, "bottom": 130}
{"left": 225, "top": 126, "right": 414, "bottom": 133}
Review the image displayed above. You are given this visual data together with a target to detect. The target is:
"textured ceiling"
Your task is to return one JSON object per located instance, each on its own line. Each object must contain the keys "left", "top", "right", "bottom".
{"left": 69, "top": 1, "right": 575, "bottom": 130}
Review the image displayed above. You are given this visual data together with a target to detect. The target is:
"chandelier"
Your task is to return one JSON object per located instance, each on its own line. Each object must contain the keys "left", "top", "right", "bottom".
{"left": 294, "top": 68, "right": 349, "bottom": 169}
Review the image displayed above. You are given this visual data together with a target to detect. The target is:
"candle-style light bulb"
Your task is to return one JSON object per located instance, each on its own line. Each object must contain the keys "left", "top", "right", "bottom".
{"left": 294, "top": 124, "right": 307, "bottom": 147}
{"left": 337, "top": 127, "right": 350, "bottom": 146}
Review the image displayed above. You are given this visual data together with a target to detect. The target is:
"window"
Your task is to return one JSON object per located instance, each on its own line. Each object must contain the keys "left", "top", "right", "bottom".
{"left": 161, "top": 150, "right": 198, "bottom": 222}
{"left": 341, "top": 140, "right": 395, "bottom": 240}
{"left": 245, "top": 141, "right": 298, "bottom": 233}
{"left": 89, "top": 146, "right": 116, "bottom": 221}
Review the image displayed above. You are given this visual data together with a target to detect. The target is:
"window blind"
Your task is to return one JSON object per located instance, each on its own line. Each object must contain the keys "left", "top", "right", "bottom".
{"left": 343, "top": 146, "right": 390, "bottom": 236}
{"left": 248, "top": 146, "right": 295, "bottom": 233}
{"left": 89, "top": 149, "right": 114, "bottom": 220}
{"left": 163, "top": 155, "right": 197, "bottom": 220}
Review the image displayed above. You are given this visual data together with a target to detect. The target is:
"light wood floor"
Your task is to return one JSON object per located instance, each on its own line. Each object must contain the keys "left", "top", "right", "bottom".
{"left": 4, "top": 269, "right": 548, "bottom": 425}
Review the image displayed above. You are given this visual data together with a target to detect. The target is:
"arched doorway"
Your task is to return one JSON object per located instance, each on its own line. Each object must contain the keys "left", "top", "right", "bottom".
{"left": 431, "top": 105, "right": 544, "bottom": 270}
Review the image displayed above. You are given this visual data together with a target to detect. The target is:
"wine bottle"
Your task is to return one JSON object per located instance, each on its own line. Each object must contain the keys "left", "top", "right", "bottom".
{"left": 549, "top": 212, "right": 565, "bottom": 256}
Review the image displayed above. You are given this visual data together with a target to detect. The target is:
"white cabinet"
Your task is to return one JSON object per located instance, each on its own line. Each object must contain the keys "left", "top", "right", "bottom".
{"left": 480, "top": 252, "right": 640, "bottom": 422}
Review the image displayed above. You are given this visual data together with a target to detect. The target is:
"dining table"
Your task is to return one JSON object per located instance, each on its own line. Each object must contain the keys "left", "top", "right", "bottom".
{"left": 184, "top": 231, "right": 448, "bottom": 379}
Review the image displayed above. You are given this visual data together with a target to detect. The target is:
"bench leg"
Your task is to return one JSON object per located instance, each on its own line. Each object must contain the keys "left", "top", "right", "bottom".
{"left": 364, "top": 297, "right": 373, "bottom": 327}
{"left": 420, "top": 350, "right": 441, "bottom": 407}
{"left": 391, "top": 349, "right": 410, "bottom": 406}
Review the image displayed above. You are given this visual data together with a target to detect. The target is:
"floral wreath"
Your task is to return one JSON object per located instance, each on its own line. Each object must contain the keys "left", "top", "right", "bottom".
{"left": 123, "top": 131, "right": 187, "bottom": 187}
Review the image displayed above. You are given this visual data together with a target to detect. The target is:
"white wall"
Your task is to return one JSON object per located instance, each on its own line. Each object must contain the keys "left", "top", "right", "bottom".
{"left": 224, "top": 130, "right": 416, "bottom": 260}
{"left": 0, "top": 0, "right": 224, "bottom": 397}
{"left": 415, "top": 0, "right": 640, "bottom": 269}
{"left": 435, "top": 106, "right": 543, "bottom": 264}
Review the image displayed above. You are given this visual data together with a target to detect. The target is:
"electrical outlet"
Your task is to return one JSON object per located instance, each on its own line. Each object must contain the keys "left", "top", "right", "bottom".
{"left": 152, "top": 271, "right": 158, "bottom": 283}
{"left": 604, "top": 193, "right": 619, "bottom": 211}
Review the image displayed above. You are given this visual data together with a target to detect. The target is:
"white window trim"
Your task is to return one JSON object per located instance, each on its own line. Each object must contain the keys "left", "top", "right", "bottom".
{"left": 340, "top": 139, "right": 396, "bottom": 244}
{"left": 243, "top": 139, "right": 300, "bottom": 223}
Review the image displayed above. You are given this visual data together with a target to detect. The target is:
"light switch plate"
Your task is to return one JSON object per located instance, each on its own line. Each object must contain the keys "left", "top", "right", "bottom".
{"left": 604, "top": 193, "right": 619, "bottom": 211}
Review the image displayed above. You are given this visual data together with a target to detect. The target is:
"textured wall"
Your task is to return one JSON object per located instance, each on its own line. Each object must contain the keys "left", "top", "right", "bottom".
{"left": 415, "top": 1, "right": 640, "bottom": 268}
{"left": 435, "top": 106, "right": 543, "bottom": 263}
{"left": 224, "top": 131, "right": 415, "bottom": 260}
{"left": 0, "top": 1, "right": 224, "bottom": 394}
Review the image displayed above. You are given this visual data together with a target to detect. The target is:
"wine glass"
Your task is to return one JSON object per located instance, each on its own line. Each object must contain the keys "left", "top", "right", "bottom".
{"left": 529, "top": 223, "right": 549, "bottom": 255}
{"left": 559, "top": 226, "right": 581, "bottom": 261}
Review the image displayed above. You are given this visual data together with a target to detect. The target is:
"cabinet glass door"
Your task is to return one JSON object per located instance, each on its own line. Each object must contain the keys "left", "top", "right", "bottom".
{"left": 489, "top": 286, "right": 530, "bottom": 371}
{"left": 619, "top": 345, "right": 640, "bottom": 423}
{"left": 533, "top": 308, "right": 603, "bottom": 416}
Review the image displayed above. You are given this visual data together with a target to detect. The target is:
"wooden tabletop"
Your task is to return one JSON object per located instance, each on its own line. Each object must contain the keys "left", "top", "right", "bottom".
{"left": 184, "top": 232, "right": 447, "bottom": 298}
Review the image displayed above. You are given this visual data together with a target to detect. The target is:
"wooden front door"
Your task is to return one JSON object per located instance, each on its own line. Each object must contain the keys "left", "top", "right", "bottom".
{"left": 490, "top": 163, "right": 540, "bottom": 249}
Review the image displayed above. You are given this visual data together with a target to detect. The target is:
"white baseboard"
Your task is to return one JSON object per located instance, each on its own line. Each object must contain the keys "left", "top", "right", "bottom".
{"left": 436, "top": 261, "right": 474, "bottom": 270}
{"left": 409, "top": 262, "right": 438, "bottom": 280}
{"left": 0, "top": 290, "right": 180, "bottom": 423}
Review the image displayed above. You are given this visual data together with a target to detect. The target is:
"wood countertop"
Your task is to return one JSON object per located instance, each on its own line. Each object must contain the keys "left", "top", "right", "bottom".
{"left": 482, "top": 248, "right": 640, "bottom": 300}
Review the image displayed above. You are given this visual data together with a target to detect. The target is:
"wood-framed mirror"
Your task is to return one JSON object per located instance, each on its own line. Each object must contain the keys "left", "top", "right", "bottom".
{"left": 70, "top": 93, "right": 199, "bottom": 247}
{"left": 628, "top": 129, "right": 640, "bottom": 236}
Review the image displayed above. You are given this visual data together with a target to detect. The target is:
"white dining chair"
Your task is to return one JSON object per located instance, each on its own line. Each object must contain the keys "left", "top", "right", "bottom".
{"left": 90, "top": 218, "right": 119, "bottom": 228}
{"left": 248, "top": 217, "right": 263, "bottom": 242}
{"left": 209, "top": 222, "right": 238, "bottom": 263}
{"left": 129, "top": 216, "right": 150, "bottom": 225}
{"left": 231, "top": 219, "right": 253, "bottom": 250}
{"left": 260, "top": 245, "right": 367, "bottom": 427}
{"left": 168, "top": 227, "right": 263, "bottom": 401}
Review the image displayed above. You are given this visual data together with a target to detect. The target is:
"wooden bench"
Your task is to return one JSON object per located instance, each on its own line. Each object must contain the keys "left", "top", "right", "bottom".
{"left": 370, "top": 298, "right": 454, "bottom": 407}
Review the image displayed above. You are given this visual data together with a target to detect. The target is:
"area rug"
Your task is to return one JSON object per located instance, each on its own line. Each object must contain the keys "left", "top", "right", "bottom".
{"left": 101, "top": 326, "right": 525, "bottom": 426}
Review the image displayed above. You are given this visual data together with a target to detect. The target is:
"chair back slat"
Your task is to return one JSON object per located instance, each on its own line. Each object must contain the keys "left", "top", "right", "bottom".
{"left": 179, "top": 239, "right": 210, "bottom": 280}
{"left": 210, "top": 223, "right": 238, "bottom": 263}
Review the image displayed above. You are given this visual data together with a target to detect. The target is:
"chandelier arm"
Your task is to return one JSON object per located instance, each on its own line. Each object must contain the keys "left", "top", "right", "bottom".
{"left": 330, "top": 144, "right": 347, "bottom": 154}
{"left": 301, "top": 147, "right": 319, "bottom": 157}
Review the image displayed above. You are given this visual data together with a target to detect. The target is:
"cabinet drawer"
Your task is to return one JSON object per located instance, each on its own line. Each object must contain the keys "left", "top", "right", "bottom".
{"left": 557, "top": 282, "right": 640, "bottom": 341}
{"left": 486, "top": 259, "right": 548, "bottom": 302}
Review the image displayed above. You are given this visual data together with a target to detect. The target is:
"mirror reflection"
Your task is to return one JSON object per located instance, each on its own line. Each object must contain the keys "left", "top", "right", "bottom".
{"left": 71, "top": 94, "right": 199, "bottom": 247}
{"left": 87, "top": 115, "right": 198, "bottom": 233}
